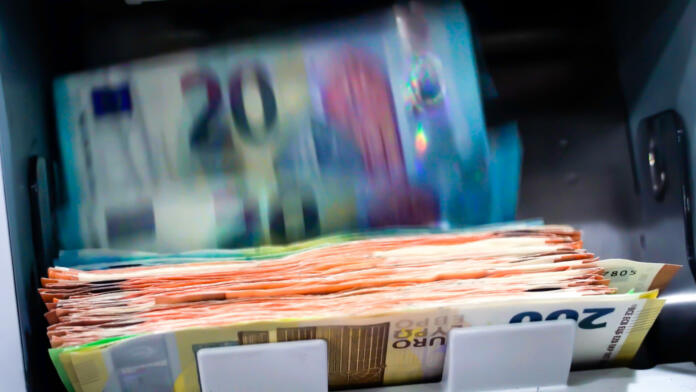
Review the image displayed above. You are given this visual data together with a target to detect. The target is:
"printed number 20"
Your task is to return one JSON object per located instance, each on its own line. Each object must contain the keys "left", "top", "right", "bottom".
{"left": 509, "top": 308, "right": 614, "bottom": 329}
{"left": 182, "top": 66, "right": 277, "bottom": 149}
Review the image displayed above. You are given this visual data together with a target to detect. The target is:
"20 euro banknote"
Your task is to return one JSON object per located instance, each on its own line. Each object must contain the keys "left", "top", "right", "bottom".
{"left": 53, "top": 1, "right": 510, "bottom": 253}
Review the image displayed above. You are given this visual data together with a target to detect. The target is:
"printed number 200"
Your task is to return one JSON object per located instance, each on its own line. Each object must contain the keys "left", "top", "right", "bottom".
{"left": 509, "top": 308, "right": 614, "bottom": 329}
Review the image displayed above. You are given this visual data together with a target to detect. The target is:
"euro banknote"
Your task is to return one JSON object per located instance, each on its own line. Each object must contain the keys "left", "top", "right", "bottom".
{"left": 49, "top": 292, "right": 663, "bottom": 392}
{"left": 41, "top": 226, "right": 679, "bottom": 391}
{"left": 53, "top": 1, "right": 517, "bottom": 253}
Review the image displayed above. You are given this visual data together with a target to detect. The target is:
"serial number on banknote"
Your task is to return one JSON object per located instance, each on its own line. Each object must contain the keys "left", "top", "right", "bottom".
{"left": 602, "top": 269, "right": 637, "bottom": 279}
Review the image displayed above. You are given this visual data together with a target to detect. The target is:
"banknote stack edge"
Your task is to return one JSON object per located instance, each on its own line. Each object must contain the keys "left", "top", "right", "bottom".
{"left": 40, "top": 225, "right": 679, "bottom": 391}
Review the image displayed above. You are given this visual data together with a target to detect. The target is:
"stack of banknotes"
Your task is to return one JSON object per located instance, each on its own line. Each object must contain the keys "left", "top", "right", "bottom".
{"left": 53, "top": 1, "right": 521, "bottom": 252}
{"left": 41, "top": 225, "right": 679, "bottom": 391}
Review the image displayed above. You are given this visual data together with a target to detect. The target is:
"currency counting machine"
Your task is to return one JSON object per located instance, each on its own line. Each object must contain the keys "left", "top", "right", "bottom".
{"left": 1, "top": 0, "right": 695, "bottom": 390}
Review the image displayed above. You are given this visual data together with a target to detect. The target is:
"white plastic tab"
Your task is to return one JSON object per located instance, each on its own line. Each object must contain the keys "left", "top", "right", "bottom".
{"left": 197, "top": 339, "right": 328, "bottom": 392}
{"left": 441, "top": 320, "right": 575, "bottom": 392}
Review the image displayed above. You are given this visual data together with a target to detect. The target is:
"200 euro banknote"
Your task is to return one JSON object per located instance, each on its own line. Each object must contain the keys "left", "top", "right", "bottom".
{"left": 50, "top": 291, "right": 662, "bottom": 392}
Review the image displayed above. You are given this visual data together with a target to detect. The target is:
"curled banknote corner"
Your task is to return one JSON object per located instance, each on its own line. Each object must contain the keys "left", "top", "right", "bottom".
{"left": 40, "top": 225, "right": 678, "bottom": 391}
{"left": 598, "top": 259, "right": 681, "bottom": 294}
